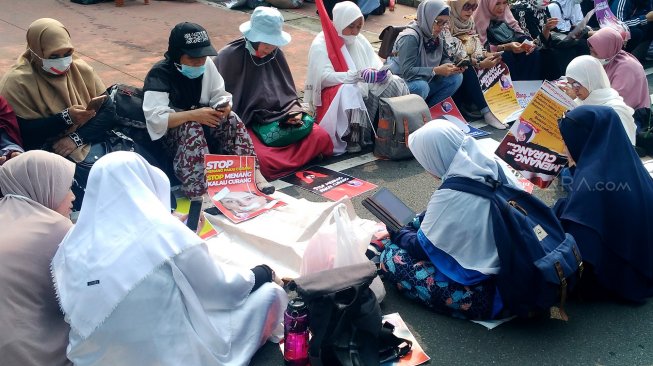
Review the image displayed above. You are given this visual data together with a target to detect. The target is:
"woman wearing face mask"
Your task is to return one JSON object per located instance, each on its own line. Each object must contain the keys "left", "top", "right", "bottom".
{"left": 587, "top": 27, "right": 650, "bottom": 113}
{"left": 143, "top": 22, "right": 274, "bottom": 198}
{"left": 474, "top": 0, "right": 542, "bottom": 80}
{"left": 0, "top": 150, "right": 76, "bottom": 366}
{"left": 443, "top": 0, "right": 507, "bottom": 129}
{"left": 510, "top": 0, "right": 590, "bottom": 80}
{"left": 214, "top": 7, "right": 333, "bottom": 179}
{"left": 0, "top": 18, "right": 121, "bottom": 207}
{"left": 306, "top": 1, "right": 409, "bottom": 154}
{"left": 564, "top": 55, "right": 637, "bottom": 146}
{"left": 386, "top": 0, "right": 464, "bottom": 107}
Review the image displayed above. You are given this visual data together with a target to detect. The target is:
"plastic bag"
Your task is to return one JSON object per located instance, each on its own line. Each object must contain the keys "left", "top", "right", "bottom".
{"left": 300, "top": 203, "right": 386, "bottom": 302}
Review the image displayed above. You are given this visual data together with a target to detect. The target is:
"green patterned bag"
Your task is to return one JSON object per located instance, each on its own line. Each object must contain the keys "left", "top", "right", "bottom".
{"left": 251, "top": 114, "right": 314, "bottom": 147}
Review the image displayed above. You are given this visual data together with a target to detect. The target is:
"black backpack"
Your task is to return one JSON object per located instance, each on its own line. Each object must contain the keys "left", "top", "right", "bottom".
{"left": 439, "top": 170, "right": 584, "bottom": 320}
{"left": 289, "top": 262, "right": 411, "bottom": 366}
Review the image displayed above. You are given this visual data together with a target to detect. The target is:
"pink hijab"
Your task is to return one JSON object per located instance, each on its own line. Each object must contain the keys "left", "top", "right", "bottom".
{"left": 473, "top": 0, "right": 523, "bottom": 46}
{"left": 588, "top": 27, "right": 650, "bottom": 110}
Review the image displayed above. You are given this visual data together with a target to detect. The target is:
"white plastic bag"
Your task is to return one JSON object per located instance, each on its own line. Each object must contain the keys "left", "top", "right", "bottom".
{"left": 300, "top": 203, "right": 386, "bottom": 302}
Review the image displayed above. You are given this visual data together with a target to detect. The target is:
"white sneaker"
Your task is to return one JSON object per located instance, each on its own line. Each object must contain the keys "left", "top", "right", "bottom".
{"left": 484, "top": 112, "right": 507, "bottom": 130}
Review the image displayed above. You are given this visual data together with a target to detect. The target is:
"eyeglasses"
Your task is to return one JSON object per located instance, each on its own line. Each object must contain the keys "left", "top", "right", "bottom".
{"left": 462, "top": 3, "right": 478, "bottom": 11}
{"left": 434, "top": 19, "right": 449, "bottom": 27}
{"left": 569, "top": 81, "right": 582, "bottom": 89}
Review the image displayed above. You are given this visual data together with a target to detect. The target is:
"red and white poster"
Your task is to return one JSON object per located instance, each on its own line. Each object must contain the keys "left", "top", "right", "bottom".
{"left": 205, "top": 154, "right": 284, "bottom": 223}
{"left": 281, "top": 166, "right": 376, "bottom": 201}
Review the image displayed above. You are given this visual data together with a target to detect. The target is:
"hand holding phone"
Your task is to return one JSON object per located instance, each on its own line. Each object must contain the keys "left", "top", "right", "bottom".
{"left": 214, "top": 95, "right": 232, "bottom": 109}
{"left": 186, "top": 198, "right": 203, "bottom": 232}
{"left": 86, "top": 95, "right": 108, "bottom": 112}
{"left": 455, "top": 59, "right": 473, "bottom": 68}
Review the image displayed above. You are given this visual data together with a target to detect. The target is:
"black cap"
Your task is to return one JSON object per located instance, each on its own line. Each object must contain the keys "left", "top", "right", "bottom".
{"left": 168, "top": 22, "right": 217, "bottom": 58}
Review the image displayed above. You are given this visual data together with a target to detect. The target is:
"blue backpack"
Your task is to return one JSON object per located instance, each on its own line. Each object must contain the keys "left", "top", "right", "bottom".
{"left": 439, "top": 171, "right": 583, "bottom": 320}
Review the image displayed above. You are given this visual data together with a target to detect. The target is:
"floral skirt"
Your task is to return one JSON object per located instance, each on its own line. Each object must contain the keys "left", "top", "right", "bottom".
{"left": 380, "top": 243, "right": 499, "bottom": 320}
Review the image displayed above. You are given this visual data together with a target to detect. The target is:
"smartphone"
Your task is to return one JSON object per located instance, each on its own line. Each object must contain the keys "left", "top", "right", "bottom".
{"left": 186, "top": 198, "right": 203, "bottom": 232}
{"left": 86, "top": 95, "right": 108, "bottom": 112}
{"left": 455, "top": 59, "right": 473, "bottom": 68}
{"left": 494, "top": 50, "right": 505, "bottom": 56}
{"left": 214, "top": 95, "right": 232, "bottom": 109}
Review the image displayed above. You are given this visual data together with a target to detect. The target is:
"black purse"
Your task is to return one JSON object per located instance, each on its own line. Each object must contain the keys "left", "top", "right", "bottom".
{"left": 487, "top": 20, "right": 518, "bottom": 45}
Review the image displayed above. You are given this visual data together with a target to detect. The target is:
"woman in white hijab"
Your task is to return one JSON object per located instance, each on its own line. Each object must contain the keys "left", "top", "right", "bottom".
{"left": 305, "top": 1, "right": 409, "bottom": 154}
{"left": 52, "top": 151, "right": 287, "bottom": 366}
{"left": 564, "top": 55, "right": 637, "bottom": 146}
{"left": 380, "top": 120, "right": 520, "bottom": 320}
{"left": 0, "top": 150, "right": 75, "bottom": 366}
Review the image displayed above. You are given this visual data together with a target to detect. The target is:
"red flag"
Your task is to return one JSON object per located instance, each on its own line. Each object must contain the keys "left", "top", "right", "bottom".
{"left": 316, "top": 0, "right": 348, "bottom": 72}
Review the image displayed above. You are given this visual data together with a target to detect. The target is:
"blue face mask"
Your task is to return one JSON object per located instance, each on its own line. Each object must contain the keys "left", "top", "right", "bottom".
{"left": 175, "top": 63, "right": 205, "bottom": 79}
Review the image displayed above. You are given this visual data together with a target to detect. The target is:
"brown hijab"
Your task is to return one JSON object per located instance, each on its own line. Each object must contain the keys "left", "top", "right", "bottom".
{"left": 0, "top": 150, "right": 75, "bottom": 366}
{"left": 0, "top": 18, "right": 106, "bottom": 119}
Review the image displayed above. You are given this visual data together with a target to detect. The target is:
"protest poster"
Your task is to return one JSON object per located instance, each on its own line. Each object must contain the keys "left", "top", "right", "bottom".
{"left": 495, "top": 81, "right": 576, "bottom": 188}
{"left": 513, "top": 80, "right": 543, "bottom": 109}
{"left": 380, "top": 313, "right": 430, "bottom": 366}
{"left": 429, "top": 97, "right": 490, "bottom": 138}
{"left": 205, "top": 154, "right": 284, "bottom": 223}
{"left": 175, "top": 197, "right": 219, "bottom": 239}
{"left": 281, "top": 166, "right": 377, "bottom": 201}
{"left": 477, "top": 61, "right": 523, "bottom": 124}
{"left": 594, "top": 0, "right": 630, "bottom": 40}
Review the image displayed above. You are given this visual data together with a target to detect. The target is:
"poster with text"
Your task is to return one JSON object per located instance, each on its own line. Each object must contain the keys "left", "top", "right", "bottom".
{"left": 281, "top": 166, "right": 377, "bottom": 201}
{"left": 477, "top": 62, "right": 523, "bottom": 124}
{"left": 205, "top": 154, "right": 285, "bottom": 223}
{"left": 594, "top": 0, "right": 630, "bottom": 41}
{"left": 429, "top": 97, "right": 490, "bottom": 138}
{"left": 513, "top": 80, "right": 543, "bottom": 109}
{"left": 495, "top": 81, "right": 576, "bottom": 188}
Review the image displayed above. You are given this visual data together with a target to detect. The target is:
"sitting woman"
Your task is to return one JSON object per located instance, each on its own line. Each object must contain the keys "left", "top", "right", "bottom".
{"left": 0, "top": 150, "right": 75, "bottom": 366}
{"left": 386, "top": 0, "right": 464, "bottom": 108}
{"left": 510, "top": 0, "right": 589, "bottom": 80}
{"left": 52, "top": 151, "right": 287, "bottom": 365}
{"left": 306, "top": 1, "right": 409, "bottom": 154}
{"left": 555, "top": 105, "right": 653, "bottom": 302}
{"left": 474, "top": 0, "right": 541, "bottom": 80}
{"left": 564, "top": 55, "right": 637, "bottom": 146}
{"left": 143, "top": 22, "right": 273, "bottom": 197}
{"left": 0, "top": 96, "right": 23, "bottom": 166}
{"left": 380, "top": 121, "right": 522, "bottom": 320}
{"left": 587, "top": 27, "right": 651, "bottom": 114}
{"left": 443, "top": 0, "right": 507, "bottom": 129}
{"left": 214, "top": 7, "right": 333, "bottom": 179}
{"left": 0, "top": 18, "right": 120, "bottom": 206}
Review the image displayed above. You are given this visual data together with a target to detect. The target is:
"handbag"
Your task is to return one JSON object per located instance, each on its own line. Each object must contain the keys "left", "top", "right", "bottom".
{"left": 289, "top": 262, "right": 410, "bottom": 366}
{"left": 107, "top": 84, "right": 146, "bottom": 130}
{"left": 374, "top": 94, "right": 431, "bottom": 160}
{"left": 378, "top": 25, "right": 407, "bottom": 59}
{"left": 251, "top": 113, "right": 314, "bottom": 147}
{"left": 487, "top": 20, "right": 518, "bottom": 45}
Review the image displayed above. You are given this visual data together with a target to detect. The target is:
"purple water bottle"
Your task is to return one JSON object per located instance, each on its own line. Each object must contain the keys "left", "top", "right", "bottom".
{"left": 283, "top": 298, "right": 309, "bottom": 366}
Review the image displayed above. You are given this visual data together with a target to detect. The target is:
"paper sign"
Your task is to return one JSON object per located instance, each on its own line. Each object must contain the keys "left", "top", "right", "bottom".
{"left": 281, "top": 166, "right": 376, "bottom": 201}
{"left": 429, "top": 97, "right": 490, "bottom": 138}
{"left": 477, "top": 62, "right": 523, "bottom": 124}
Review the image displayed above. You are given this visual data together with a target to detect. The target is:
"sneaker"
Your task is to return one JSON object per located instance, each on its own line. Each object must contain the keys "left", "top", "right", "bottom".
{"left": 483, "top": 112, "right": 507, "bottom": 130}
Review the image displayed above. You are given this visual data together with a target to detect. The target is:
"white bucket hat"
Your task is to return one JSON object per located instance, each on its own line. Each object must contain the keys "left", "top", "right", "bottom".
{"left": 239, "top": 7, "right": 291, "bottom": 47}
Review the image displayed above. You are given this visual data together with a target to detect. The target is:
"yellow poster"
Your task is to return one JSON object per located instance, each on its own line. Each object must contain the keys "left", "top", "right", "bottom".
{"left": 495, "top": 81, "right": 576, "bottom": 188}
{"left": 477, "top": 62, "right": 522, "bottom": 124}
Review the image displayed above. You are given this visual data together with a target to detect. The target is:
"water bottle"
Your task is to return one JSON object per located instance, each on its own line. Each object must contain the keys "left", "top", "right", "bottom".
{"left": 283, "top": 298, "right": 309, "bottom": 366}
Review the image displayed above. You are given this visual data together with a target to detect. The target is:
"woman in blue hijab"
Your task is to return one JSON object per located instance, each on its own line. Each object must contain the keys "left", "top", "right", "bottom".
{"left": 555, "top": 105, "right": 653, "bottom": 303}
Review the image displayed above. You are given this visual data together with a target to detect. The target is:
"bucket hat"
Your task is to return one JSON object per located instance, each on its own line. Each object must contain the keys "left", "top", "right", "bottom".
{"left": 239, "top": 7, "right": 291, "bottom": 47}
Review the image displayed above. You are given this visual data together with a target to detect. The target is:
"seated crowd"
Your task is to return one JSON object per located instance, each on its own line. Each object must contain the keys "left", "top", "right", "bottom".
{"left": 1, "top": 0, "right": 653, "bottom": 363}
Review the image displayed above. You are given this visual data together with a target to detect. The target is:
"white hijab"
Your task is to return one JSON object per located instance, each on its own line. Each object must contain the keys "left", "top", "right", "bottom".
{"left": 409, "top": 121, "right": 514, "bottom": 276}
{"left": 52, "top": 151, "right": 203, "bottom": 339}
{"left": 566, "top": 55, "right": 636, "bottom": 145}
{"left": 304, "top": 1, "right": 382, "bottom": 109}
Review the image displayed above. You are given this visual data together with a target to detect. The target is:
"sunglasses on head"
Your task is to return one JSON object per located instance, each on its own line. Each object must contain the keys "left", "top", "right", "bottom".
{"left": 462, "top": 2, "right": 478, "bottom": 11}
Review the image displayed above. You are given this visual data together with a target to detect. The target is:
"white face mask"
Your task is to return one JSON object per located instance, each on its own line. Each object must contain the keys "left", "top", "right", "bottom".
{"left": 597, "top": 58, "right": 611, "bottom": 65}
{"left": 535, "top": 0, "right": 549, "bottom": 9}
{"left": 31, "top": 49, "right": 73, "bottom": 75}
{"left": 342, "top": 35, "right": 358, "bottom": 46}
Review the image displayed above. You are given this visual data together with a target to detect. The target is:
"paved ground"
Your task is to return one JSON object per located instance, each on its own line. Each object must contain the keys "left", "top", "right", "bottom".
{"left": 2, "top": 1, "right": 653, "bottom": 365}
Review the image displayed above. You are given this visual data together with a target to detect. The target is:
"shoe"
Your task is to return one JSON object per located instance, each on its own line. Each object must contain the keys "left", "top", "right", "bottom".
{"left": 255, "top": 169, "right": 275, "bottom": 195}
{"left": 459, "top": 103, "right": 483, "bottom": 120}
{"left": 346, "top": 140, "right": 362, "bottom": 153}
{"left": 483, "top": 112, "right": 507, "bottom": 130}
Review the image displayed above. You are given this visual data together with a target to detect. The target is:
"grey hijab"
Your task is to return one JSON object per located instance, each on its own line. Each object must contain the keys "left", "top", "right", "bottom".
{"left": 415, "top": 0, "right": 448, "bottom": 39}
